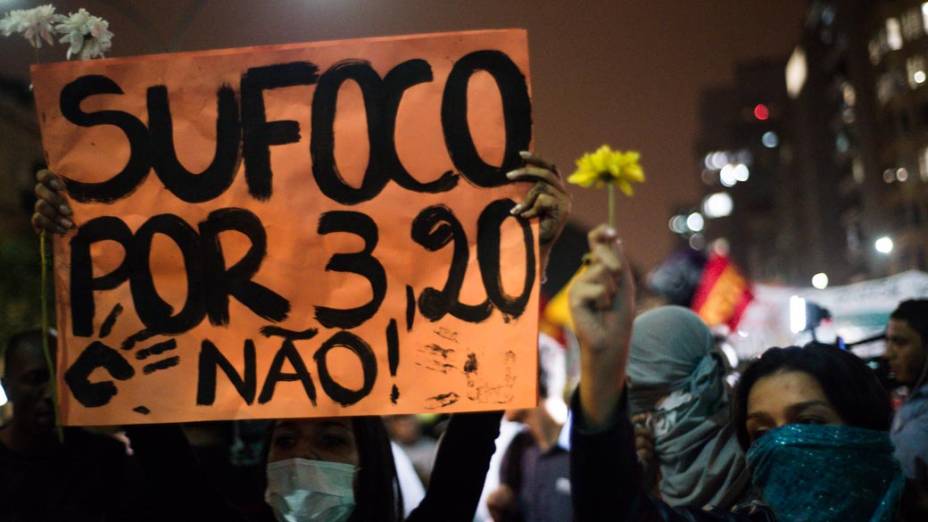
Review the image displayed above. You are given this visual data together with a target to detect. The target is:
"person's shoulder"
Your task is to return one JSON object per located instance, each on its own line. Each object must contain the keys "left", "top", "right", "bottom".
{"left": 900, "top": 391, "right": 928, "bottom": 421}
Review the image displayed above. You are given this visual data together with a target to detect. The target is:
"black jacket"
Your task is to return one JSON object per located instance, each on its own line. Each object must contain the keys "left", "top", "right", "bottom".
{"left": 569, "top": 392, "right": 774, "bottom": 522}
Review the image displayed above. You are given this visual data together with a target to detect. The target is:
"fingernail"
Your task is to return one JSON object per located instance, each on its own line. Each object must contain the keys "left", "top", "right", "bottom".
{"left": 510, "top": 205, "right": 522, "bottom": 215}
{"left": 59, "top": 205, "right": 72, "bottom": 216}
{"left": 58, "top": 218, "right": 73, "bottom": 229}
{"left": 604, "top": 226, "right": 617, "bottom": 237}
{"left": 506, "top": 171, "right": 517, "bottom": 179}
{"left": 50, "top": 180, "right": 62, "bottom": 190}
{"left": 519, "top": 150, "right": 530, "bottom": 158}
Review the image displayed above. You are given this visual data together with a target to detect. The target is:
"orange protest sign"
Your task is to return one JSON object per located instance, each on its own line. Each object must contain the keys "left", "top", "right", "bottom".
{"left": 30, "top": 29, "right": 539, "bottom": 426}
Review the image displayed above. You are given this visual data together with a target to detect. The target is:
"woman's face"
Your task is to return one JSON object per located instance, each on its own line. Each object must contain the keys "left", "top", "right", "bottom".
{"left": 885, "top": 318, "right": 926, "bottom": 386}
{"left": 745, "top": 370, "right": 844, "bottom": 444}
{"left": 267, "top": 418, "right": 360, "bottom": 465}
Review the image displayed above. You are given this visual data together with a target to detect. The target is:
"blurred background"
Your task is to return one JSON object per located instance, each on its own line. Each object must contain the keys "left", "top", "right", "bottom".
{"left": 3, "top": 1, "right": 928, "bottom": 519}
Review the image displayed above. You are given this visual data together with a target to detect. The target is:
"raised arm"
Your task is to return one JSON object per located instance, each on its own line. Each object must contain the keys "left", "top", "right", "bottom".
{"left": 567, "top": 227, "right": 761, "bottom": 522}
{"left": 570, "top": 225, "right": 635, "bottom": 426}
{"left": 406, "top": 411, "right": 503, "bottom": 522}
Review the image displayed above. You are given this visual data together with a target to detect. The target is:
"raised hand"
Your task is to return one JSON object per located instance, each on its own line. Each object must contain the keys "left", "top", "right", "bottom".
{"left": 507, "top": 151, "right": 572, "bottom": 269}
{"left": 569, "top": 225, "right": 635, "bottom": 426}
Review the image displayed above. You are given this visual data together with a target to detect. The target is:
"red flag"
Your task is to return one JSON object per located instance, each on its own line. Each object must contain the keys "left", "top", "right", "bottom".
{"left": 691, "top": 253, "right": 753, "bottom": 329}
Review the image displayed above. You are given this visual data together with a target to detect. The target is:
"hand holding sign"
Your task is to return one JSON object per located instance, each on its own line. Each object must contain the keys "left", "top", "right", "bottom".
{"left": 31, "top": 30, "right": 551, "bottom": 425}
{"left": 507, "top": 151, "right": 571, "bottom": 271}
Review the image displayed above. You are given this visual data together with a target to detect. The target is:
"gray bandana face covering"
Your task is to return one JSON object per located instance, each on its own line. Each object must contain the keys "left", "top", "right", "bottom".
{"left": 628, "top": 306, "right": 749, "bottom": 510}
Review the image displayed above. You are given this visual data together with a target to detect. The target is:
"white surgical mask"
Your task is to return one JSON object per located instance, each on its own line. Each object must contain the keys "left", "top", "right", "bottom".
{"left": 265, "top": 458, "right": 357, "bottom": 522}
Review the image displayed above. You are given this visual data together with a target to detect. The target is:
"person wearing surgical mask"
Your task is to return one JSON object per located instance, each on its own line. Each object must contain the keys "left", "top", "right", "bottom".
{"left": 262, "top": 415, "right": 502, "bottom": 522}
{"left": 264, "top": 417, "right": 394, "bottom": 521}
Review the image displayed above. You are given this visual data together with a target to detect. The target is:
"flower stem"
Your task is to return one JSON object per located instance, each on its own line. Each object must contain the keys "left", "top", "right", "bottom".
{"left": 607, "top": 184, "right": 615, "bottom": 229}
{"left": 39, "top": 231, "right": 63, "bottom": 443}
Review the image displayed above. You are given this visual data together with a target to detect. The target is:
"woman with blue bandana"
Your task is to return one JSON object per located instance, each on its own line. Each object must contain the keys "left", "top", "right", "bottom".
{"left": 567, "top": 224, "right": 925, "bottom": 522}
{"left": 731, "top": 345, "right": 904, "bottom": 521}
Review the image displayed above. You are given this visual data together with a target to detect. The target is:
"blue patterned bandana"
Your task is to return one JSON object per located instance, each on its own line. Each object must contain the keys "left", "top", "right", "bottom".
{"left": 746, "top": 424, "right": 905, "bottom": 522}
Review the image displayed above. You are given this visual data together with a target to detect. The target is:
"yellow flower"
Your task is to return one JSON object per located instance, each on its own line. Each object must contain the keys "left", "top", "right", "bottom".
{"left": 567, "top": 145, "right": 645, "bottom": 196}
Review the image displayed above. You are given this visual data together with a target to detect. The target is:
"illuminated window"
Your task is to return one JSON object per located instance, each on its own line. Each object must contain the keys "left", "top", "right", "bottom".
{"left": 869, "top": 38, "right": 882, "bottom": 65}
{"left": 877, "top": 72, "right": 904, "bottom": 104}
{"left": 907, "top": 56, "right": 927, "bottom": 88}
{"left": 887, "top": 18, "right": 903, "bottom": 50}
{"left": 903, "top": 8, "right": 923, "bottom": 40}
{"left": 842, "top": 108, "right": 856, "bottom": 124}
{"left": 842, "top": 83, "right": 857, "bottom": 106}
{"left": 836, "top": 133, "right": 850, "bottom": 154}
{"left": 920, "top": 146, "right": 928, "bottom": 181}
{"left": 922, "top": 3, "right": 928, "bottom": 33}
{"left": 786, "top": 47, "right": 807, "bottom": 98}
{"left": 852, "top": 157, "right": 865, "bottom": 184}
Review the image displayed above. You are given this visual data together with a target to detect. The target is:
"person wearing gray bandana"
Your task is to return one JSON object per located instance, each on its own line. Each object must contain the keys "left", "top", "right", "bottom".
{"left": 627, "top": 306, "right": 749, "bottom": 510}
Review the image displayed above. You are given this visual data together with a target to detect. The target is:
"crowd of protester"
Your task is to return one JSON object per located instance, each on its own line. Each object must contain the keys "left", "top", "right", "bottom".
{"left": 1, "top": 158, "right": 926, "bottom": 521}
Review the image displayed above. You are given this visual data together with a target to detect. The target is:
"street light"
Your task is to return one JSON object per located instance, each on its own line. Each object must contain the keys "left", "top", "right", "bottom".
{"left": 875, "top": 236, "right": 894, "bottom": 255}
{"left": 702, "top": 192, "right": 733, "bottom": 218}
{"left": 720, "top": 164, "right": 738, "bottom": 187}
{"left": 811, "top": 272, "right": 829, "bottom": 289}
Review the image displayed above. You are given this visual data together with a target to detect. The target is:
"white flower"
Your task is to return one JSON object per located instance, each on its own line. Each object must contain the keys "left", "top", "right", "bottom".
{"left": 0, "top": 5, "right": 64, "bottom": 48}
{"left": 55, "top": 8, "right": 113, "bottom": 60}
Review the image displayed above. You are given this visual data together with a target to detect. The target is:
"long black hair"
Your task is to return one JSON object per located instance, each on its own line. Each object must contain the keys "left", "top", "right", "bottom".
{"left": 348, "top": 416, "right": 404, "bottom": 522}
{"left": 732, "top": 344, "right": 893, "bottom": 450}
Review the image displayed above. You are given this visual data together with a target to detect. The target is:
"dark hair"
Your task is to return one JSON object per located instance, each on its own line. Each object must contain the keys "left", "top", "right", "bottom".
{"left": 890, "top": 299, "right": 928, "bottom": 345}
{"left": 349, "top": 416, "right": 404, "bottom": 522}
{"left": 4, "top": 329, "right": 54, "bottom": 375}
{"left": 733, "top": 344, "right": 893, "bottom": 450}
{"left": 263, "top": 416, "right": 404, "bottom": 522}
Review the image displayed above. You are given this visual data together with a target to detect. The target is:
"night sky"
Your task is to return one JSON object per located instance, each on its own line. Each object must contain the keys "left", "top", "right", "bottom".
{"left": 1, "top": 0, "right": 807, "bottom": 270}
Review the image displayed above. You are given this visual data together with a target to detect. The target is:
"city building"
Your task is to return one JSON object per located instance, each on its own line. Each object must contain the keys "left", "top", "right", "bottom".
{"left": 686, "top": 0, "right": 928, "bottom": 287}
{"left": 866, "top": 0, "right": 928, "bottom": 274}
{"left": 687, "top": 59, "right": 791, "bottom": 283}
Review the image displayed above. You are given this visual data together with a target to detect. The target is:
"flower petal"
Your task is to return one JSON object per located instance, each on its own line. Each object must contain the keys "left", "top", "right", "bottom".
{"left": 617, "top": 180, "right": 634, "bottom": 196}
